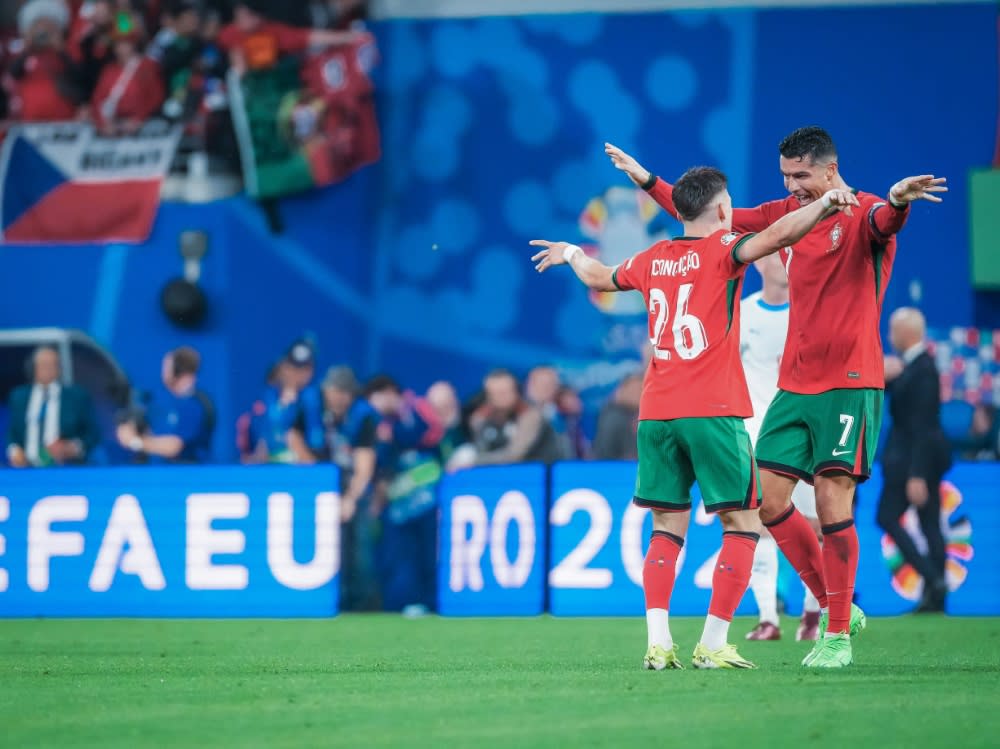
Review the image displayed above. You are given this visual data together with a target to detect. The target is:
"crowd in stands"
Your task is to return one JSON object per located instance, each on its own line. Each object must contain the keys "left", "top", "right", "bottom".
{"left": 0, "top": 0, "right": 369, "bottom": 161}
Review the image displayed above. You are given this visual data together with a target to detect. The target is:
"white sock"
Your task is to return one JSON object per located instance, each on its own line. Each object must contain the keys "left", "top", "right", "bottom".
{"left": 700, "top": 614, "right": 730, "bottom": 651}
{"left": 821, "top": 606, "right": 829, "bottom": 615}
{"left": 646, "top": 608, "right": 672, "bottom": 649}
{"left": 803, "top": 588, "right": 821, "bottom": 614}
{"left": 749, "top": 536, "right": 779, "bottom": 625}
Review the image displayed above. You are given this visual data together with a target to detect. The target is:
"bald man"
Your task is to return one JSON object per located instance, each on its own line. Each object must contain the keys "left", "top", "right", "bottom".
{"left": 878, "top": 308, "right": 952, "bottom": 612}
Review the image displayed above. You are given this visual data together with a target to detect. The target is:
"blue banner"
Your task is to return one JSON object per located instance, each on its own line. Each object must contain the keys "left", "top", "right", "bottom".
{"left": 549, "top": 461, "right": 758, "bottom": 616}
{"left": 437, "top": 464, "right": 547, "bottom": 616}
{"left": 0, "top": 465, "right": 340, "bottom": 617}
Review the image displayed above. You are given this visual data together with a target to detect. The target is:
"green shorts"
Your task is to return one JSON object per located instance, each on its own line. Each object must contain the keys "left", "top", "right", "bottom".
{"left": 755, "top": 388, "right": 883, "bottom": 483}
{"left": 633, "top": 417, "right": 761, "bottom": 514}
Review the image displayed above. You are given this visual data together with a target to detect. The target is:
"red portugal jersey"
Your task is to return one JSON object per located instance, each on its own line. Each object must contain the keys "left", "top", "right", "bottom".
{"left": 647, "top": 181, "right": 910, "bottom": 394}
{"left": 613, "top": 230, "right": 754, "bottom": 421}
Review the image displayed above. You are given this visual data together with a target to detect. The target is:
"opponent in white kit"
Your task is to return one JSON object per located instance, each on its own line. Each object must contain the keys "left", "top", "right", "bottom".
{"left": 740, "top": 254, "right": 821, "bottom": 641}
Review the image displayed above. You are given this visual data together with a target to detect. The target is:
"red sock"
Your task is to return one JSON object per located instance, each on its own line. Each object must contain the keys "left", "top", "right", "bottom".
{"left": 707, "top": 531, "right": 757, "bottom": 621}
{"left": 765, "top": 504, "right": 829, "bottom": 609}
{"left": 822, "top": 520, "right": 859, "bottom": 634}
{"left": 644, "top": 531, "right": 683, "bottom": 610}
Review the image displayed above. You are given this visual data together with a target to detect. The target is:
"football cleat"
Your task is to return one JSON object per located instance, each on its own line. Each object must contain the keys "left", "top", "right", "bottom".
{"left": 796, "top": 611, "right": 821, "bottom": 641}
{"left": 643, "top": 643, "right": 683, "bottom": 670}
{"left": 692, "top": 643, "right": 757, "bottom": 670}
{"left": 745, "top": 621, "right": 781, "bottom": 641}
{"left": 805, "top": 634, "right": 853, "bottom": 668}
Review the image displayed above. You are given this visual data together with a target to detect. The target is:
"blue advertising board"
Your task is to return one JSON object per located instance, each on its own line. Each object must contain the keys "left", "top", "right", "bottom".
{"left": 0, "top": 465, "right": 340, "bottom": 617}
{"left": 437, "top": 464, "right": 547, "bottom": 616}
{"left": 549, "top": 461, "right": 759, "bottom": 617}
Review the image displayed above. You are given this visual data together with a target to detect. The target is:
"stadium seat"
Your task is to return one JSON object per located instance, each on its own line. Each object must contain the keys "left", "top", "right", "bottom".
{"left": 940, "top": 400, "right": 975, "bottom": 444}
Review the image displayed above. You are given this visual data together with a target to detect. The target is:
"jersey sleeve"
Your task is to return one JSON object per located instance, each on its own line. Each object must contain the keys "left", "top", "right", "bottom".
{"left": 862, "top": 193, "right": 910, "bottom": 244}
{"left": 274, "top": 22, "right": 311, "bottom": 53}
{"left": 611, "top": 246, "right": 653, "bottom": 292}
{"left": 646, "top": 179, "right": 784, "bottom": 234}
{"left": 714, "top": 231, "right": 755, "bottom": 279}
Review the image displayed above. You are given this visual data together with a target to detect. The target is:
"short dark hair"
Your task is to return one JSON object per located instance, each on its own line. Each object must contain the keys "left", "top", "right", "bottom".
{"left": 364, "top": 374, "right": 401, "bottom": 397}
{"left": 172, "top": 346, "right": 201, "bottom": 377}
{"left": 672, "top": 166, "right": 728, "bottom": 222}
{"left": 779, "top": 126, "right": 837, "bottom": 164}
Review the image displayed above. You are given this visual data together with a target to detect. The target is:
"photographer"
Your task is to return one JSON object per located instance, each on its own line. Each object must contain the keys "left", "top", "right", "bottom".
{"left": 116, "top": 346, "right": 214, "bottom": 464}
{"left": 6, "top": 0, "right": 83, "bottom": 122}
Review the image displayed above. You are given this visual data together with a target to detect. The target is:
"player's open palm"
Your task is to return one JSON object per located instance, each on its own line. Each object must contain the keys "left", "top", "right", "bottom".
{"left": 890, "top": 175, "right": 948, "bottom": 204}
{"left": 530, "top": 239, "right": 571, "bottom": 273}
{"left": 604, "top": 143, "right": 651, "bottom": 187}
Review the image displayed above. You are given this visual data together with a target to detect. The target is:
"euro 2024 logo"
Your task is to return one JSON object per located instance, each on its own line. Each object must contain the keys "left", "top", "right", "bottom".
{"left": 578, "top": 185, "right": 665, "bottom": 318}
{"left": 880, "top": 480, "right": 974, "bottom": 600}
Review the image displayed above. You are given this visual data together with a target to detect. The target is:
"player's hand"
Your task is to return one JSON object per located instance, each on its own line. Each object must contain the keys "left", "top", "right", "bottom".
{"left": 530, "top": 239, "right": 573, "bottom": 273}
{"left": 604, "top": 143, "right": 651, "bottom": 187}
{"left": 821, "top": 189, "right": 860, "bottom": 217}
{"left": 889, "top": 175, "right": 948, "bottom": 205}
{"left": 906, "top": 477, "right": 930, "bottom": 507}
{"left": 7, "top": 444, "right": 27, "bottom": 468}
{"left": 883, "top": 355, "right": 904, "bottom": 382}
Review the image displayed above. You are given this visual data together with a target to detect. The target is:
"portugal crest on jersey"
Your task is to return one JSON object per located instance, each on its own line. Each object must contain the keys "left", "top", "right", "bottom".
{"left": 828, "top": 222, "right": 843, "bottom": 254}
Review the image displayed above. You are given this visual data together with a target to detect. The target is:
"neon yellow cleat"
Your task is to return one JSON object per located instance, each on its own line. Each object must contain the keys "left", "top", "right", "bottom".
{"left": 643, "top": 644, "right": 684, "bottom": 670}
{"left": 692, "top": 643, "right": 757, "bottom": 670}
{"left": 805, "top": 634, "right": 853, "bottom": 668}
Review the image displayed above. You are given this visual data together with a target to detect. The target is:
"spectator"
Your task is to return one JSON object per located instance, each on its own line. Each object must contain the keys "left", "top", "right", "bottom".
{"left": 320, "top": 365, "right": 377, "bottom": 522}
{"left": 320, "top": 365, "right": 379, "bottom": 611}
{"left": 952, "top": 404, "right": 999, "bottom": 461}
{"left": 71, "top": 0, "right": 116, "bottom": 100}
{"left": 367, "top": 375, "right": 443, "bottom": 615}
{"left": 592, "top": 372, "right": 642, "bottom": 460}
{"left": 556, "top": 384, "right": 589, "bottom": 459}
{"left": 465, "top": 369, "right": 562, "bottom": 466}
{"left": 116, "top": 345, "right": 214, "bottom": 463}
{"left": 878, "top": 308, "right": 952, "bottom": 613}
{"left": 217, "top": 0, "right": 357, "bottom": 75}
{"left": 5, "top": 0, "right": 83, "bottom": 122}
{"left": 426, "top": 379, "right": 466, "bottom": 463}
{"left": 525, "top": 364, "right": 574, "bottom": 458}
{"left": 6, "top": 345, "right": 99, "bottom": 467}
{"left": 91, "top": 10, "right": 164, "bottom": 133}
{"left": 243, "top": 340, "right": 323, "bottom": 464}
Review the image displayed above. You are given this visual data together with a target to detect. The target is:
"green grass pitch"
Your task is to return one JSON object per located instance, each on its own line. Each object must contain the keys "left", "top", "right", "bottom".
{"left": 2, "top": 616, "right": 999, "bottom": 748}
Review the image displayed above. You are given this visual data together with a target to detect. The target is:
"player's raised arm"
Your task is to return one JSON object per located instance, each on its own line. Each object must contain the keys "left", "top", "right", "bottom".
{"left": 868, "top": 175, "right": 948, "bottom": 241}
{"left": 605, "top": 142, "right": 773, "bottom": 231}
{"left": 530, "top": 240, "right": 617, "bottom": 292}
{"left": 735, "top": 189, "right": 860, "bottom": 264}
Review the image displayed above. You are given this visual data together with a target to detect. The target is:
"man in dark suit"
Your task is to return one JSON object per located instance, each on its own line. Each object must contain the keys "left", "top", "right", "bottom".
{"left": 5, "top": 345, "right": 99, "bottom": 467}
{"left": 878, "top": 308, "right": 952, "bottom": 612}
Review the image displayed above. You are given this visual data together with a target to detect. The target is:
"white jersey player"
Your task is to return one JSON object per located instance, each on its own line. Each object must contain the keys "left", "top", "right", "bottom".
{"left": 741, "top": 254, "right": 821, "bottom": 642}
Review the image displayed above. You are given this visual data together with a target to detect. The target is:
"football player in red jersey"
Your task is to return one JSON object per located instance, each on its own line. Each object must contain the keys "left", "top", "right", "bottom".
{"left": 531, "top": 166, "right": 858, "bottom": 670}
{"left": 606, "top": 128, "right": 946, "bottom": 668}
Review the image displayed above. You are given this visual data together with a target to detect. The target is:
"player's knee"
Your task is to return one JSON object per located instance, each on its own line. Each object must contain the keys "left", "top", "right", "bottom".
{"left": 718, "top": 509, "right": 760, "bottom": 534}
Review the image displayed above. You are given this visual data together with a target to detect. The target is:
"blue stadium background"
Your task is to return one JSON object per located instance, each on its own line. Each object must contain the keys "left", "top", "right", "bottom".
{"left": 1, "top": 2, "right": 996, "bottom": 465}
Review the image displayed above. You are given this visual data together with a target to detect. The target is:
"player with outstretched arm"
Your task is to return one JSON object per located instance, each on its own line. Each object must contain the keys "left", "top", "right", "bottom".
{"left": 531, "top": 166, "right": 858, "bottom": 670}
{"left": 606, "top": 127, "right": 946, "bottom": 667}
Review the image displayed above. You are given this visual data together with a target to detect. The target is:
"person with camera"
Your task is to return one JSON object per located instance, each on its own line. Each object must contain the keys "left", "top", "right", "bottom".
{"left": 6, "top": 345, "right": 99, "bottom": 467}
{"left": 5, "top": 0, "right": 84, "bottom": 122}
{"left": 116, "top": 346, "right": 214, "bottom": 464}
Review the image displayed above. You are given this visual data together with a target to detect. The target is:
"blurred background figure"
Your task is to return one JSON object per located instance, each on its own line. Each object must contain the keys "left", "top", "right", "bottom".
{"left": 465, "top": 368, "right": 561, "bottom": 467}
{"left": 321, "top": 365, "right": 379, "bottom": 612}
{"left": 90, "top": 9, "right": 164, "bottom": 134}
{"left": 425, "top": 379, "right": 467, "bottom": 464}
{"left": 5, "top": 0, "right": 81, "bottom": 123}
{"left": 879, "top": 308, "right": 953, "bottom": 613}
{"left": 6, "top": 345, "right": 98, "bottom": 467}
{"left": 367, "top": 376, "right": 444, "bottom": 615}
{"left": 952, "top": 403, "right": 999, "bottom": 461}
{"left": 591, "top": 371, "right": 641, "bottom": 460}
{"left": 116, "top": 345, "right": 214, "bottom": 463}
